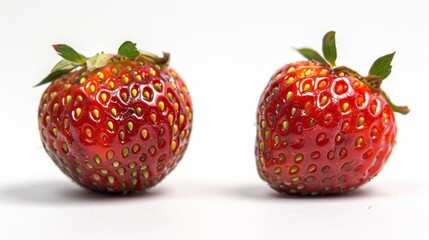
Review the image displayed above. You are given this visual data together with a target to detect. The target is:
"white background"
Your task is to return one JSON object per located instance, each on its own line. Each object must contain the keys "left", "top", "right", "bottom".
{"left": 1, "top": 0, "right": 428, "bottom": 239}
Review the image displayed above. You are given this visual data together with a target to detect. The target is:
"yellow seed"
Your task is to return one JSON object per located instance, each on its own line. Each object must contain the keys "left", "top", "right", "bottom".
{"left": 171, "top": 141, "right": 177, "bottom": 150}
{"left": 305, "top": 69, "right": 312, "bottom": 76}
{"left": 141, "top": 129, "right": 148, "bottom": 139}
{"left": 287, "top": 67, "right": 296, "bottom": 73}
{"left": 92, "top": 109, "right": 100, "bottom": 118}
{"left": 66, "top": 95, "right": 72, "bottom": 104}
{"left": 108, "top": 81, "right": 115, "bottom": 89}
{"left": 111, "top": 108, "right": 117, "bottom": 116}
{"left": 89, "top": 85, "right": 96, "bottom": 93}
{"left": 154, "top": 83, "right": 162, "bottom": 91}
{"left": 94, "top": 155, "right": 101, "bottom": 164}
{"left": 122, "top": 147, "right": 129, "bottom": 157}
{"left": 131, "top": 89, "right": 138, "bottom": 97}
{"left": 291, "top": 107, "right": 297, "bottom": 116}
{"left": 50, "top": 92, "right": 57, "bottom": 99}
{"left": 93, "top": 174, "right": 100, "bottom": 180}
{"left": 123, "top": 76, "right": 129, "bottom": 84}
{"left": 158, "top": 101, "right": 165, "bottom": 111}
{"left": 307, "top": 164, "right": 316, "bottom": 172}
{"left": 167, "top": 93, "right": 173, "bottom": 101}
{"left": 140, "top": 164, "right": 148, "bottom": 170}
{"left": 75, "top": 108, "right": 82, "bottom": 118}
{"left": 291, "top": 176, "right": 300, "bottom": 182}
{"left": 274, "top": 136, "right": 280, "bottom": 145}
{"left": 303, "top": 84, "right": 311, "bottom": 92}
{"left": 143, "top": 171, "right": 149, "bottom": 179}
{"left": 173, "top": 125, "right": 178, "bottom": 135}
{"left": 290, "top": 166, "right": 298, "bottom": 174}
{"left": 342, "top": 102, "right": 349, "bottom": 112}
{"left": 319, "top": 69, "right": 329, "bottom": 76}
{"left": 336, "top": 135, "right": 342, "bottom": 142}
{"left": 261, "top": 120, "right": 267, "bottom": 129}
{"left": 179, "top": 115, "right": 185, "bottom": 124}
{"left": 97, "top": 72, "right": 104, "bottom": 79}
{"left": 42, "top": 130, "right": 48, "bottom": 138}
{"left": 355, "top": 137, "right": 363, "bottom": 147}
{"left": 108, "top": 176, "right": 115, "bottom": 184}
{"left": 121, "top": 92, "right": 128, "bottom": 101}
{"left": 305, "top": 176, "right": 314, "bottom": 182}
{"left": 101, "top": 93, "right": 107, "bottom": 102}
{"left": 318, "top": 81, "right": 327, "bottom": 89}
{"left": 129, "top": 162, "right": 136, "bottom": 169}
{"left": 45, "top": 115, "right": 51, "bottom": 124}
{"left": 86, "top": 162, "right": 94, "bottom": 169}
{"left": 112, "top": 161, "right": 120, "bottom": 167}
{"left": 274, "top": 167, "right": 282, "bottom": 174}
{"left": 286, "top": 91, "right": 293, "bottom": 101}
{"left": 168, "top": 114, "right": 173, "bottom": 125}
{"left": 52, "top": 127, "right": 58, "bottom": 136}
{"left": 63, "top": 143, "right": 69, "bottom": 152}
{"left": 135, "top": 107, "right": 142, "bottom": 115}
{"left": 111, "top": 68, "right": 118, "bottom": 74}
{"left": 80, "top": 77, "right": 86, "bottom": 84}
{"left": 119, "top": 131, "right": 125, "bottom": 140}
{"left": 287, "top": 77, "right": 295, "bottom": 84}
{"left": 282, "top": 121, "right": 289, "bottom": 130}
{"left": 180, "top": 93, "right": 185, "bottom": 102}
{"left": 358, "top": 116, "right": 364, "bottom": 126}
{"left": 151, "top": 113, "right": 157, "bottom": 123}
{"left": 136, "top": 75, "right": 142, "bottom": 81}
{"left": 174, "top": 102, "right": 179, "bottom": 110}
{"left": 132, "top": 178, "right": 138, "bottom": 186}
{"left": 107, "top": 121, "right": 114, "bottom": 130}
{"left": 150, "top": 68, "right": 156, "bottom": 76}
{"left": 320, "top": 96, "right": 328, "bottom": 106}
{"left": 117, "top": 168, "right": 125, "bottom": 175}
{"left": 180, "top": 130, "right": 186, "bottom": 139}
{"left": 127, "top": 122, "right": 133, "bottom": 131}
{"left": 107, "top": 150, "right": 114, "bottom": 160}
{"left": 143, "top": 91, "right": 150, "bottom": 99}
{"left": 295, "top": 154, "right": 303, "bottom": 162}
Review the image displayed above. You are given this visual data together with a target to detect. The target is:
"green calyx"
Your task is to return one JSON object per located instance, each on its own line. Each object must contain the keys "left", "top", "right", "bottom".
{"left": 35, "top": 41, "right": 170, "bottom": 87}
{"left": 296, "top": 31, "right": 409, "bottom": 115}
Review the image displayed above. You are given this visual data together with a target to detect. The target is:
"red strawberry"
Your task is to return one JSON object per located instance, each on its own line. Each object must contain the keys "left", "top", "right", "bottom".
{"left": 37, "top": 41, "right": 192, "bottom": 194}
{"left": 255, "top": 31, "right": 409, "bottom": 195}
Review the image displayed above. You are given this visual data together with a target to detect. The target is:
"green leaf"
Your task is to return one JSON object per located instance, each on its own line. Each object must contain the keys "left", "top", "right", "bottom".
{"left": 34, "top": 68, "right": 74, "bottom": 87}
{"left": 52, "top": 44, "right": 86, "bottom": 64}
{"left": 322, "top": 31, "right": 337, "bottom": 66}
{"left": 295, "top": 48, "right": 329, "bottom": 65}
{"left": 87, "top": 53, "right": 114, "bottom": 70}
{"left": 118, "top": 41, "right": 140, "bottom": 59}
{"left": 51, "top": 59, "right": 79, "bottom": 72}
{"left": 368, "top": 52, "right": 395, "bottom": 79}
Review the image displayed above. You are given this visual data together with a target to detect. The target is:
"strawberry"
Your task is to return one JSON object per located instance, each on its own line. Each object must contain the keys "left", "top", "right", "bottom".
{"left": 255, "top": 31, "right": 409, "bottom": 195}
{"left": 36, "top": 41, "right": 192, "bottom": 194}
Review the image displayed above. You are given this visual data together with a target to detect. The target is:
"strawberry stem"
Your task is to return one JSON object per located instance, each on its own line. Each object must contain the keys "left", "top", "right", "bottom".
{"left": 381, "top": 91, "right": 410, "bottom": 115}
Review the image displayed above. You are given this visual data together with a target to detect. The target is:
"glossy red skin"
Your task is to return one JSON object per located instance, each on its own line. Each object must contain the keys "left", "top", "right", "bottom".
{"left": 38, "top": 57, "right": 192, "bottom": 193}
{"left": 255, "top": 61, "right": 396, "bottom": 195}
